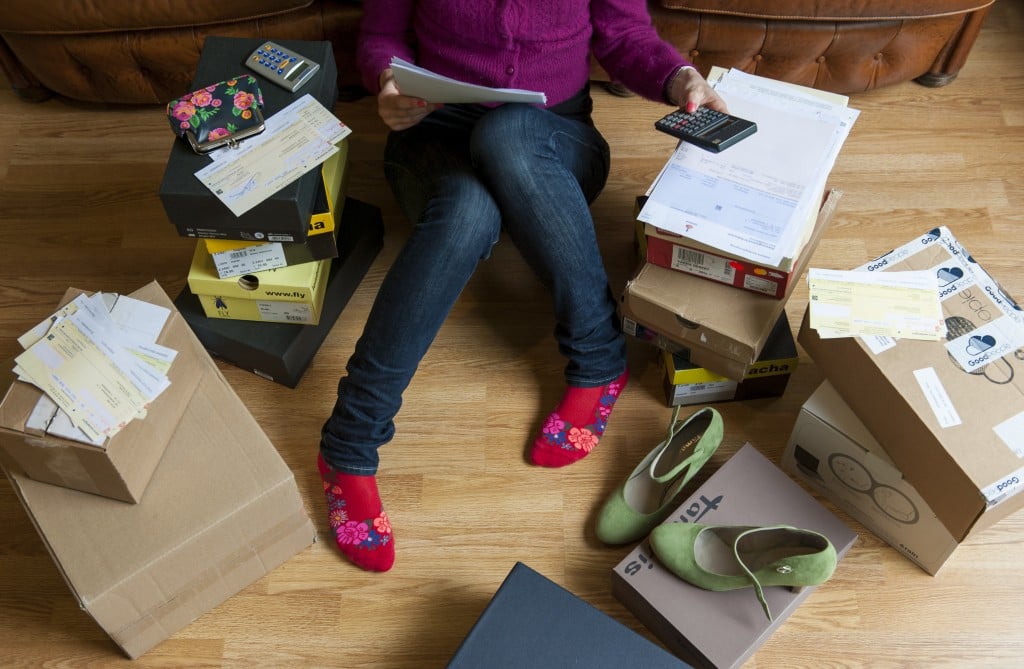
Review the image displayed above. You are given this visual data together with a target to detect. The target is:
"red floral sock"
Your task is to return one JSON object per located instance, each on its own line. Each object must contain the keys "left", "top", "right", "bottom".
{"left": 530, "top": 368, "right": 629, "bottom": 468}
{"left": 317, "top": 453, "right": 395, "bottom": 572}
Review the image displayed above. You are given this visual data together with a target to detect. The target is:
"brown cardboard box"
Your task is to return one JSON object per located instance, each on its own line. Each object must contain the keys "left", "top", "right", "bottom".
{"left": 622, "top": 190, "right": 841, "bottom": 380}
{"left": 2, "top": 332, "right": 316, "bottom": 658}
{"left": 612, "top": 444, "right": 857, "bottom": 669}
{"left": 0, "top": 283, "right": 206, "bottom": 502}
{"left": 784, "top": 381, "right": 957, "bottom": 574}
{"left": 798, "top": 226, "right": 1024, "bottom": 543}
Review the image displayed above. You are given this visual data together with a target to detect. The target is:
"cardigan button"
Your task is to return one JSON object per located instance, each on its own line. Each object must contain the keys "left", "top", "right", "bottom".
{"left": 506, "top": 66, "right": 515, "bottom": 75}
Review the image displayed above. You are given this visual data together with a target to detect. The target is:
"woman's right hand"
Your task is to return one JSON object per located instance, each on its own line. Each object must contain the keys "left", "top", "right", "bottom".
{"left": 377, "top": 68, "right": 442, "bottom": 131}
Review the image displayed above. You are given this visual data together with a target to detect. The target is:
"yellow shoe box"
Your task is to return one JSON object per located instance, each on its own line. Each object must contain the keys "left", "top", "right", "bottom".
{"left": 187, "top": 245, "right": 331, "bottom": 325}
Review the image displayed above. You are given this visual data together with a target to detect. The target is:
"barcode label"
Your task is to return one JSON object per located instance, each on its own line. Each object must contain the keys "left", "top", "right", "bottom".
{"left": 671, "top": 245, "right": 734, "bottom": 283}
{"left": 211, "top": 243, "right": 288, "bottom": 278}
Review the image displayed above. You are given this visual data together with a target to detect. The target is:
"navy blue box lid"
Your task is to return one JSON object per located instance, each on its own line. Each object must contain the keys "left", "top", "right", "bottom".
{"left": 447, "top": 562, "right": 690, "bottom": 669}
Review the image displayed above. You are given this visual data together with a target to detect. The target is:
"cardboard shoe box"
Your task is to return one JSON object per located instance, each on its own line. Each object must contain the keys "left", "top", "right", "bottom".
{"left": 159, "top": 37, "right": 339, "bottom": 242}
{"left": 3, "top": 359, "right": 315, "bottom": 658}
{"left": 622, "top": 190, "right": 841, "bottom": 381}
{"left": 612, "top": 444, "right": 857, "bottom": 669}
{"left": 0, "top": 283, "right": 205, "bottom": 502}
{"left": 188, "top": 246, "right": 331, "bottom": 325}
{"left": 661, "top": 311, "right": 797, "bottom": 406}
{"left": 798, "top": 225, "right": 1024, "bottom": 546}
{"left": 644, "top": 222, "right": 798, "bottom": 299}
{"left": 784, "top": 381, "right": 957, "bottom": 574}
{"left": 177, "top": 197, "right": 385, "bottom": 387}
{"left": 447, "top": 562, "right": 690, "bottom": 669}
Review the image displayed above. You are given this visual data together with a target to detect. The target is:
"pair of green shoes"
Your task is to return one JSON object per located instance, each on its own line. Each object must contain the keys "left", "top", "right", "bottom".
{"left": 595, "top": 405, "right": 837, "bottom": 621}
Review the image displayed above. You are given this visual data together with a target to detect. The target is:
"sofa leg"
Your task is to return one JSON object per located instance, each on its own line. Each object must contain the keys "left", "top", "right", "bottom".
{"left": 914, "top": 72, "right": 958, "bottom": 88}
{"left": 601, "top": 81, "right": 634, "bottom": 97}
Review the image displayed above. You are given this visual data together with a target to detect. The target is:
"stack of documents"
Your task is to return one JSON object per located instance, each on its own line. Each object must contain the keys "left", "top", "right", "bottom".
{"left": 13, "top": 293, "right": 177, "bottom": 446}
{"left": 807, "top": 268, "right": 946, "bottom": 340}
{"left": 639, "top": 69, "right": 859, "bottom": 273}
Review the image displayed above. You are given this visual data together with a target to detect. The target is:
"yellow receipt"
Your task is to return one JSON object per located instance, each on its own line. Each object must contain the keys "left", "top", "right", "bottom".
{"left": 14, "top": 307, "right": 169, "bottom": 442}
{"left": 808, "top": 267, "right": 946, "bottom": 340}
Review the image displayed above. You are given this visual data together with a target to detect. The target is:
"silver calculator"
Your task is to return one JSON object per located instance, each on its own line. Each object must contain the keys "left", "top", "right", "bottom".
{"left": 246, "top": 41, "right": 320, "bottom": 93}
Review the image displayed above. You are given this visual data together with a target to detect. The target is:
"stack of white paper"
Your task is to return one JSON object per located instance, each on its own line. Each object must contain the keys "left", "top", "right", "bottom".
{"left": 389, "top": 57, "right": 547, "bottom": 104}
{"left": 13, "top": 293, "right": 177, "bottom": 446}
{"left": 639, "top": 69, "right": 859, "bottom": 270}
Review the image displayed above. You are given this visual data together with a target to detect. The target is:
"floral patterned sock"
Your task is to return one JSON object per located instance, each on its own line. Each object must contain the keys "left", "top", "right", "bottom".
{"left": 530, "top": 368, "right": 629, "bottom": 468}
{"left": 317, "top": 453, "right": 395, "bottom": 572}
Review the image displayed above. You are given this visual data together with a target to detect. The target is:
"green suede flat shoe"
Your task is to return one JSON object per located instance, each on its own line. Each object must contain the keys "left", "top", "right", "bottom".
{"left": 595, "top": 405, "right": 723, "bottom": 545}
{"left": 648, "top": 523, "right": 837, "bottom": 621}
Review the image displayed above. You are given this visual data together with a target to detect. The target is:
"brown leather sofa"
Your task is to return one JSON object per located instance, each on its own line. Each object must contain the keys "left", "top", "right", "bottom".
{"left": 0, "top": 0, "right": 995, "bottom": 106}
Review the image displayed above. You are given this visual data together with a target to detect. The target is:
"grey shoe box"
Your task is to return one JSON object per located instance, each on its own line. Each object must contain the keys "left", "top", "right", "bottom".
{"left": 612, "top": 444, "right": 858, "bottom": 669}
{"left": 448, "top": 562, "right": 691, "bottom": 669}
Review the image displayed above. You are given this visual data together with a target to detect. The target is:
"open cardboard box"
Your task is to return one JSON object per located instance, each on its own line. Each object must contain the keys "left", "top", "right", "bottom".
{"left": 1, "top": 281, "right": 316, "bottom": 658}
{"left": 784, "top": 381, "right": 958, "bottom": 574}
{"left": 0, "top": 282, "right": 205, "bottom": 502}
{"left": 798, "top": 225, "right": 1024, "bottom": 544}
{"left": 622, "top": 190, "right": 841, "bottom": 381}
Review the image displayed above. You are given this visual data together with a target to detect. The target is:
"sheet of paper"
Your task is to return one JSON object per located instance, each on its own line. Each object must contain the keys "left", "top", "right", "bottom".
{"left": 390, "top": 57, "right": 546, "bottom": 105}
{"left": 195, "top": 121, "right": 339, "bottom": 216}
{"left": 196, "top": 94, "right": 348, "bottom": 215}
{"left": 209, "top": 94, "right": 351, "bottom": 162}
{"left": 639, "top": 68, "right": 858, "bottom": 268}
{"left": 807, "top": 268, "right": 946, "bottom": 340}
{"left": 16, "top": 319, "right": 150, "bottom": 442}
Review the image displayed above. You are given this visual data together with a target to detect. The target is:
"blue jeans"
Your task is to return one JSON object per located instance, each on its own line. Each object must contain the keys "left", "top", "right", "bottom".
{"left": 320, "top": 88, "right": 626, "bottom": 474}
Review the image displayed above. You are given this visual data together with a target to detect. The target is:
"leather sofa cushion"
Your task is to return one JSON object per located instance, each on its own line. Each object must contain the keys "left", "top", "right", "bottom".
{"left": 0, "top": 0, "right": 315, "bottom": 34}
{"left": 657, "top": 0, "right": 994, "bottom": 20}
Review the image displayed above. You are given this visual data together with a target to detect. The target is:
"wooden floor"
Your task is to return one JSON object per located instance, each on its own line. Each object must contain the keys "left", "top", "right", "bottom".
{"left": 1, "top": 4, "right": 1023, "bottom": 667}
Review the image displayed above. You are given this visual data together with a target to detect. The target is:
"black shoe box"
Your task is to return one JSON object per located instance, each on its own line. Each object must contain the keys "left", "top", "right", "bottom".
{"left": 159, "top": 36, "right": 339, "bottom": 242}
{"left": 175, "top": 198, "right": 383, "bottom": 387}
{"left": 447, "top": 562, "right": 691, "bottom": 669}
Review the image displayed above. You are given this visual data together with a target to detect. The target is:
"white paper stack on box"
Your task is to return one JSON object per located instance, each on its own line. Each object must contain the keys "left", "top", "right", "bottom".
{"left": 638, "top": 68, "right": 859, "bottom": 297}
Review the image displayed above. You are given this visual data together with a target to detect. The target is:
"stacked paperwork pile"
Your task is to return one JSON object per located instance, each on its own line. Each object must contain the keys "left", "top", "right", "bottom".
{"left": 639, "top": 68, "right": 860, "bottom": 272}
{"left": 13, "top": 292, "right": 177, "bottom": 446}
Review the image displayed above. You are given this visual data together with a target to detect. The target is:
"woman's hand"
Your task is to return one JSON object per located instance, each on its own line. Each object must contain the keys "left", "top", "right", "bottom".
{"left": 376, "top": 68, "right": 442, "bottom": 131}
{"left": 669, "top": 67, "right": 728, "bottom": 114}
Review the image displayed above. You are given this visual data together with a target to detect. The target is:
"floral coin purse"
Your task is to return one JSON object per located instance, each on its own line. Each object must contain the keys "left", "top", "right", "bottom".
{"left": 166, "top": 75, "right": 266, "bottom": 154}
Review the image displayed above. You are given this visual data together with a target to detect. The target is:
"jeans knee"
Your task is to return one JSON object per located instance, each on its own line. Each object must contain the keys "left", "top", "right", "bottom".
{"left": 419, "top": 180, "right": 502, "bottom": 261}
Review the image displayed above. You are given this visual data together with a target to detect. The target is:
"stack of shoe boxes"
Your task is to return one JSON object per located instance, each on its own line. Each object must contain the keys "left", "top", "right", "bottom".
{"left": 619, "top": 71, "right": 851, "bottom": 400}
{"left": 159, "top": 37, "right": 383, "bottom": 387}
{"left": 621, "top": 190, "right": 837, "bottom": 401}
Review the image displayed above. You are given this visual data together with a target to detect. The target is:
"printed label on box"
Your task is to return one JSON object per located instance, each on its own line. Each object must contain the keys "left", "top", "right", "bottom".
{"left": 211, "top": 244, "right": 288, "bottom": 278}
{"left": 256, "top": 301, "right": 315, "bottom": 324}
{"left": 671, "top": 246, "right": 735, "bottom": 284}
{"left": 742, "top": 273, "right": 779, "bottom": 297}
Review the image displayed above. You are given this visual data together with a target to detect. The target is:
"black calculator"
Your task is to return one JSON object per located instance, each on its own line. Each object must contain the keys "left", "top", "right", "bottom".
{"left": 655, "top": 107, "right": 757, "bottom": 152}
